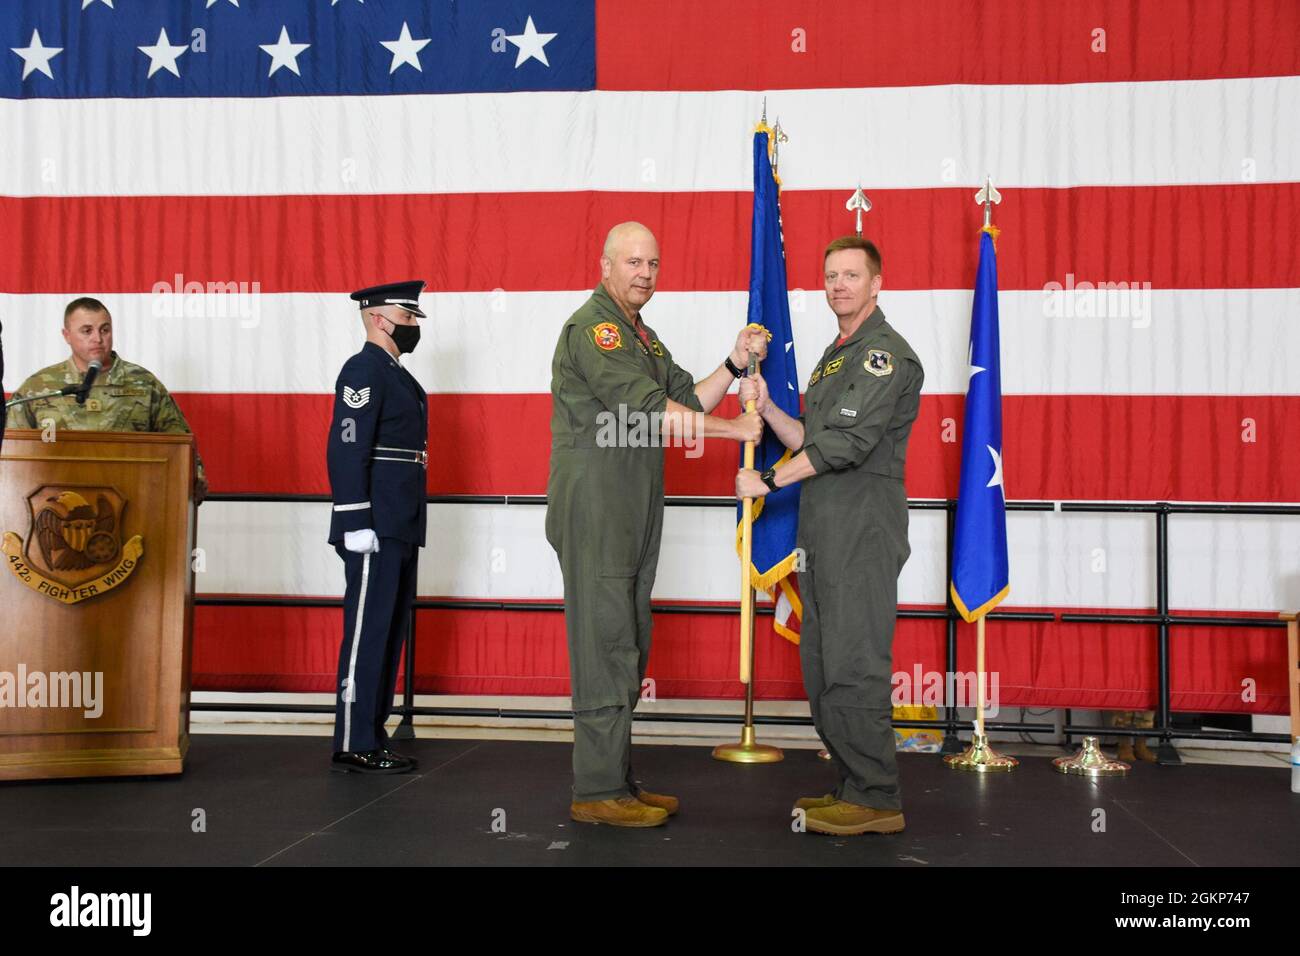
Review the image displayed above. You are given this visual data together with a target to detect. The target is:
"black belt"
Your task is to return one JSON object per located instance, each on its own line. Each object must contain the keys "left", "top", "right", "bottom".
{"left": 371, "top": 446, "right": 428, "bottom": 467}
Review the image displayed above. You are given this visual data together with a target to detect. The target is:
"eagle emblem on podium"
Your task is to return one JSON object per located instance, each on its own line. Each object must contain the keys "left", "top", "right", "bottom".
{"left": 2, "top": 485, "right": 144, "bottom": 604}
{"left": 34, "top": 490, "right": 120, "bottom": 571}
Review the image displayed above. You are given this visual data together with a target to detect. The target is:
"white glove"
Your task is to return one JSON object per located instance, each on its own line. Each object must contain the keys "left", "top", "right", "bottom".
{"left": 343, "top": 529, "right": 380, "bottom": 554}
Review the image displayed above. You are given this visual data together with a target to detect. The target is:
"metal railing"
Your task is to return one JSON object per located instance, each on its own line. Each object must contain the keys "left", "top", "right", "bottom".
{"left": 194, "top": 494, "right": 1298, "bottom": 762}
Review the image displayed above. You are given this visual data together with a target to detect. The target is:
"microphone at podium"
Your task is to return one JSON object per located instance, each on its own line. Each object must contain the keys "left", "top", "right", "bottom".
{"left": 74, "top": 359, "right": 102, "bottom": 406}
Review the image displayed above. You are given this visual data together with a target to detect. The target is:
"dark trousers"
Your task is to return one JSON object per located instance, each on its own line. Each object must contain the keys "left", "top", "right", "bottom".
{"left": 547, "top": 476, "right": 664, "bottom": 803}
{"left": 556, "top": 555, "right": 658, "bottom": 801}
{"left": 333, "top": 539, "right": 417, "bottom": 753}
{"left": 800, "top": 554, "right": 902, "bottom": 810}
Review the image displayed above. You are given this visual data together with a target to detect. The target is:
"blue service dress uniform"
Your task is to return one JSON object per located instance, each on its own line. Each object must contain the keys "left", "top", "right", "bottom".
{"left": 326, "top": 341, "right": 428, "bottom": 754}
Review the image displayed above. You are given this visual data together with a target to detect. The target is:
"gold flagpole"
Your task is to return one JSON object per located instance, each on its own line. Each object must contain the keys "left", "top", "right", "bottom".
{"left": 944, "top": 615, "right": 1017, "bottom": 771}
{"left": 715, "top": 352, "right": 782, "bottom": 763}
{"left": 739, "top": 363, "right": 757, "bottom": 686}
{"left": 714, "top": 110, "right": 785, "bottom": 764}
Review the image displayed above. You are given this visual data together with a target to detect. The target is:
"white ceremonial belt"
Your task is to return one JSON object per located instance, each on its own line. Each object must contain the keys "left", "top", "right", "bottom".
{"left": 372, "top": 446, "right": 428, "bottom": 467}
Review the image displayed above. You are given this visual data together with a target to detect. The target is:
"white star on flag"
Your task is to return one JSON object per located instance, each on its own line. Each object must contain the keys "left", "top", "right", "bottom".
{"left": 968, "top": 340, "right": 986, "bottom": 383}
{"left": 139, "top": 27, "right": 188, "bottom": 79}
{"left": 985, "top": 446, "right": 1004, "bottom": 490}
{"left": 206, "top": 0, "right": 239, "bottom": 7}
{"left": 82, "top": 0, "right": 114, "bottom": 9}
{"left": 260, "top": 27, "right": 310, "bottom": 77}
{"left": 332, "top": 0, "right": 365, "bottom": 5}
{"left": 505, "top": 16, "right": 557, "bottom": 68}
{"left": 11, "top": 29, "right": 62, "bottom": 80}
{"left": 381, "top": 22, "right": 431, "bottom": 74}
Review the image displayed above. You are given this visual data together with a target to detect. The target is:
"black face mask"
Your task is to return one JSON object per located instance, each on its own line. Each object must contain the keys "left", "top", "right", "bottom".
{"left": 387, "top": 321, "right": 421, "bottom": 354}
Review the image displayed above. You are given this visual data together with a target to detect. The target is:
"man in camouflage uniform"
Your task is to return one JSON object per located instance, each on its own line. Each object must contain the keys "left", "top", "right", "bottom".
{"left": 737, "top": 237, "right": 923, "bottom": 836}
{"left": 547, "top": 221, "right": 766, "bottom": 827}
{"left": 9, "top": 297, "right": 207, "bottom": 500}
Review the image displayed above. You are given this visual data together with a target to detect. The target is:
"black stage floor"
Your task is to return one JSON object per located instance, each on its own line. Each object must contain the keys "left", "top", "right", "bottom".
{"left": 1, "top": 735, "right": 1296, "bottom": 867}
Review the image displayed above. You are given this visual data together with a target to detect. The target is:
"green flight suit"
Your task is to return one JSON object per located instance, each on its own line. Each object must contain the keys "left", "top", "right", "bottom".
{"left": 797, "top": 306, "right": 923, "bottom": 810}
{"left": 546, "top": 284, "right": 703, "bottom": 801}
{"left": 10, "top": 351, "right": 206, "bottom": 485}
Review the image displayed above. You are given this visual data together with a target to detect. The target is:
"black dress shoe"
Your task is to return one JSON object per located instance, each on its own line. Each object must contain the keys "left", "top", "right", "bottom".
{"left": 381, "top": 749, "right": 418, "bottom": 769}
{"left": 377, "top": 738, "right": 421, "bottom": 770}
{"left": 331, "top": 750, "right": 414, "bottom": 774}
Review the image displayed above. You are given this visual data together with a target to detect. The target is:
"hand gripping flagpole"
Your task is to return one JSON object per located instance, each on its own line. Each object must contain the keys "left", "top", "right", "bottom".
{"left": 945, "top": 177, "right": 1017, "bottom": 773}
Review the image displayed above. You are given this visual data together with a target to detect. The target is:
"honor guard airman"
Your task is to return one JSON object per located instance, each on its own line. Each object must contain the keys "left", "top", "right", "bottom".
{"left": 546, "top": 222, "right": 766, "bottom": 826}
{"left": 327, "top": 281, "right": 429, "bottom": 774}
{"left": 737, "top": 237, "right": 923, "bottom": 835}
{"left": 8, "top": 298, "right": 207, "bottom": 500}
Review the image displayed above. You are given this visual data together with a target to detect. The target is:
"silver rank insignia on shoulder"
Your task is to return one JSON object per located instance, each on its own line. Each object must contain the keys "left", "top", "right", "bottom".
{"left": 864, "top": 349, "right": 894, "bottom": 377}
{"left": 342, "top": 386, "right": 371, "bottom": 408}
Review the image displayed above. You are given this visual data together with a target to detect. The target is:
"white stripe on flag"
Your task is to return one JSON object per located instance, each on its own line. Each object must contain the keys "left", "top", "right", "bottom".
{"left": 2, "top": 78, "right": 1297, "bottom": 196}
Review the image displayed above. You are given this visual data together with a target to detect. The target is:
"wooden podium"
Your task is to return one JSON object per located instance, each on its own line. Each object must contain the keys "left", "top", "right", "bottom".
{"left": 0, "top": 430, "right": 196, "bottom": 780}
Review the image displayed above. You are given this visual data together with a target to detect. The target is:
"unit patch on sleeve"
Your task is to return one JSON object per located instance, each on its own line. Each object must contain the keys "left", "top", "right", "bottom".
{"left": 591, "top": 322, "right": 623, "bottom": 351}
{"left": 864, "top": 349, "right": 894, "bottom": 377}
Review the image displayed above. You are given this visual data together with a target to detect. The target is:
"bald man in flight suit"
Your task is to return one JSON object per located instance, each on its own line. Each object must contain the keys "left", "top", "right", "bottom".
{"left": 547, "top": 222, "right": 767, "bottom": 826}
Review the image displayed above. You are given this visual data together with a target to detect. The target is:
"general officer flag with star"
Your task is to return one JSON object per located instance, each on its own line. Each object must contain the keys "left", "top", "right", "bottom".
{"left": 950, "top": 228, "right": 1010, "bottom": 622}
{"left": 739, "top": 125, "right": 802, "bottom": 642}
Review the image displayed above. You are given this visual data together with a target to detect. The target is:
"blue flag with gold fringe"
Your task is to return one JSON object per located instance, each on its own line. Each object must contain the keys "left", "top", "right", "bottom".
{"left": 950, "top": 228, "right": 1010, "bottom": 621}
{"left": 739, "top": 126, "right": 802, "bottom": 642}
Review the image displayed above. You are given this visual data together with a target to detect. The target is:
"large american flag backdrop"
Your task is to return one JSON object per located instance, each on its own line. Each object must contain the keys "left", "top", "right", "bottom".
{"left": 3, "top": 1, "right": 1298, "bottom": 713}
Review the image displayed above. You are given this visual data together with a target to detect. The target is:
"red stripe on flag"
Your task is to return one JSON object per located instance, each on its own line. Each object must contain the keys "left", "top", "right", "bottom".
{"left": 192, "top": 602, "right": 1290, "bottom": 713}
{"left": 177, "top": 392, "right": 1300, "bottom": 502}
{"left": 596, "top": 0, "right": 1300, "bottom": 90}
{"left": 4, "top": 184, "right": 1298, "bottom": 293}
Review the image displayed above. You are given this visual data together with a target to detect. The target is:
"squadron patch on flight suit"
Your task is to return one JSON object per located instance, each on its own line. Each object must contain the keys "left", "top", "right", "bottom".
{"left": 342, "top": 386, "right": 371, "bottom": 408}
{"left": 591, "top": 322, "right": 623, "bottom": 351}
{"left": 809, "top": 364, "right": 823, "bottom": 386}
{"left": 864, "top": 349, "right": 894, "bottom": 377}
{"left": 823, "top": 356, "right": 845, "bottom": 377}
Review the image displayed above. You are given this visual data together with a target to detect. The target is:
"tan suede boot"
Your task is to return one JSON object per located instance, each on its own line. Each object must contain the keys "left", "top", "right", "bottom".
{"left": 634, "top": 790, "right": 679, "bottom": 816}
{"left": 793, "top": 793, "right": 838, "bottom": 812}
{"left": 570, "top": 796, "right": 668, "bottom": 827}
{"left": 805, "top": 801, "right": 905, "bottom": 835}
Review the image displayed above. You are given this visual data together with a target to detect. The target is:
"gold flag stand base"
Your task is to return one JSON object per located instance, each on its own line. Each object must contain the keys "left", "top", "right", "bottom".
{"left": 943, "top": 733, "right": 1018, "bottom": 772}
{"left": 713, "top": 724, "right": 784, "bottom": 764}
{"left": 1052, "top": 736, "right": 1129, "bottom": 777}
